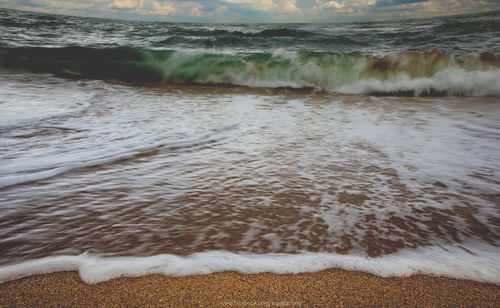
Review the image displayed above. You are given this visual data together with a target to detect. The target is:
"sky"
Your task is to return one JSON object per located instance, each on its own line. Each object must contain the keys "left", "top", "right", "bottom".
{"left": 1, "top": 0, "right": 499, "bottom": 23}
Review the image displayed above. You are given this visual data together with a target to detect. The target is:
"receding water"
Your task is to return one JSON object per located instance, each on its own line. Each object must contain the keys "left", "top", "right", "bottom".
{"left": 0, "top": 8, "right": 499, "bottom": 283}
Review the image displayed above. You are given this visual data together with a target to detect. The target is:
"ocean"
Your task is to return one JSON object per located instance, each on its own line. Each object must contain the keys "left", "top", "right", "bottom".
{"left": 0, "top": 8, "right": 499, "bottom": 284}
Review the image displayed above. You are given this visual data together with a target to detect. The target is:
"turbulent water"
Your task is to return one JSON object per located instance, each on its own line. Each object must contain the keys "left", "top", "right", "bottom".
{"left": 0, "top": 8, "right": 499, "bottom": 284}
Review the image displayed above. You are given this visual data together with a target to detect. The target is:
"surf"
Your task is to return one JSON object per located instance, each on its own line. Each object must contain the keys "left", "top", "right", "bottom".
{"left": 1, "top": 46, "right": 499, "bottom": 96}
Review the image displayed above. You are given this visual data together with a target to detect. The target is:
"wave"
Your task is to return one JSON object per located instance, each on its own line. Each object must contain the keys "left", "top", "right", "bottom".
{"left": 1, "top": 47, "right": 499, "bottom": 96}
{"left": 433, "top": 17, "right": 500, "bottom": 36}
{"left": 163, "top": 27, "right": 317, "bottom": 38}
{"left": 0, "top": 244, "right": 498, "bottom": 284}
{"left": 252, "top": 28, "right": 313, "bottom": 38}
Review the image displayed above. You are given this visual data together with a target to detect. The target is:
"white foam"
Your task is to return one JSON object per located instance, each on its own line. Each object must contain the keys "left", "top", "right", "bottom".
{"left": 0, "top": 244, "right": 498, "bottom": 284}
{"left": 155, "top": 51, "right": 500, "bottom": 96}
{"left": 337, "top": 68, "right": 500, "bottom": 96}
{"left": 0, "top": 74, "right": 94, "bottom": 128}
{"left": 330, "top": 97, "right": 500, "bottom": 196}
{"left": 0, "top": 130, "right": 223, "bottom": 189}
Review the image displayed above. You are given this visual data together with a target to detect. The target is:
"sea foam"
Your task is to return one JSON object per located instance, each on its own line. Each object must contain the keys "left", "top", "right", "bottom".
{"left": 0, "top": 244, "right": 498, "bottom": 284}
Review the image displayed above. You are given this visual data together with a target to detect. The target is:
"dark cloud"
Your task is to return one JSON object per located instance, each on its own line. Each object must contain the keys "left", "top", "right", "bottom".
{"left": 375, "top": 0, "right": 429, "bottom": 6}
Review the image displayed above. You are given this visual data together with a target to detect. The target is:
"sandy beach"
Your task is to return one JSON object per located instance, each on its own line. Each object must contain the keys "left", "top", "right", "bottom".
{"left": 0, "top": 269, "right": 498, "bottom": 307}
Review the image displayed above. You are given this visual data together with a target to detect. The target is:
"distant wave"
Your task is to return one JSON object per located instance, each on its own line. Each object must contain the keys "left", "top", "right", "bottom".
{"left": 150, "top": 27, "right": 317, "bottom": 38}
{"left": 252, "top": 28, "right": 313, "bottom": 37}
{"left": 1, "top": 46, "right": 499, "bottom": 96}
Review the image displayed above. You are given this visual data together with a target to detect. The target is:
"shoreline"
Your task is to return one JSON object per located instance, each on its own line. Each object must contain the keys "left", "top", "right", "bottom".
{"left": 1, "top": 269, "right": 498, "bottom": 307}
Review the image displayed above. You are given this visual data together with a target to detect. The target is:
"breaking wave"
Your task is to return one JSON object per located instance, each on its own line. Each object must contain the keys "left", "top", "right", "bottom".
{"left": 1, "top": 46, "right": 499, "bottom": 96}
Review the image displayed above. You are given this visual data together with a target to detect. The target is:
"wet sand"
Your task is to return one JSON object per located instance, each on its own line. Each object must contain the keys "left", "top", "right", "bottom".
{"left": 0, "top": 269, "right": 498, "bottom": 307}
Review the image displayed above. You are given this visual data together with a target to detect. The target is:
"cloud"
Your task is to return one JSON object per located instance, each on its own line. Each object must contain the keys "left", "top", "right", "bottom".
{"left": 320, "top": 1, "right": 345, "bottom": 9}
{"left": 109, "top": 0, "right": 139, "bottom": 9}
{"left": 151, "top": 1, "right": 176, "bottom": 15}
{"left": 375, "top": 0, "right": 428, "bottom": 6}
{"left": 221, "top": 0, "right": 301, "bottom": 13}
{"left": 281, "top": 0, "right": 301, "bottom": 13}
{"left": 189, "top": 2, "right": 203, "bottom": 16}
{"left": 222, "top": 0, "right": 274, "bottom": 11}
{"left": 214, "top": 5, "right": 228, "bottom": 14}
{"left": 0, "top": 0, "right": 498, "bottom": 22}
{"left": 309, "top": 0, "right": 499, "bottom": 21}
{"left": 17, "top": 0, "right": 94, "bottom": 10}
{"left": 311, "top": 0, "right": 375, "bottom": 17}
{"left": 364, "top": 0, "right": 500, "bottom": 21}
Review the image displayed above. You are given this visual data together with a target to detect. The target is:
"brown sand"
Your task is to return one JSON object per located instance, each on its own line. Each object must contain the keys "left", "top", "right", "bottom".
{"left": 0, "top": 269, "right": 498, "bottom": 307}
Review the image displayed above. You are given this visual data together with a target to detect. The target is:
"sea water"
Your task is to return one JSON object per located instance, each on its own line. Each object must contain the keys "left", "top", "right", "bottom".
{"left": 0, "top": 8, "right": 499, "bottom": 283}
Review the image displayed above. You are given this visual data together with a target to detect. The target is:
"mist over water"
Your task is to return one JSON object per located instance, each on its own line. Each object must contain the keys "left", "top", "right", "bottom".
{"left": 0, "top": 8, "right": 499, "bottom": 283}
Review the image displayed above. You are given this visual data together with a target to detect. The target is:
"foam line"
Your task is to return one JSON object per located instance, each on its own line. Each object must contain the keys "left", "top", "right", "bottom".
{"left": 0, "top": 245, "right": 498, "bottom": 284}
